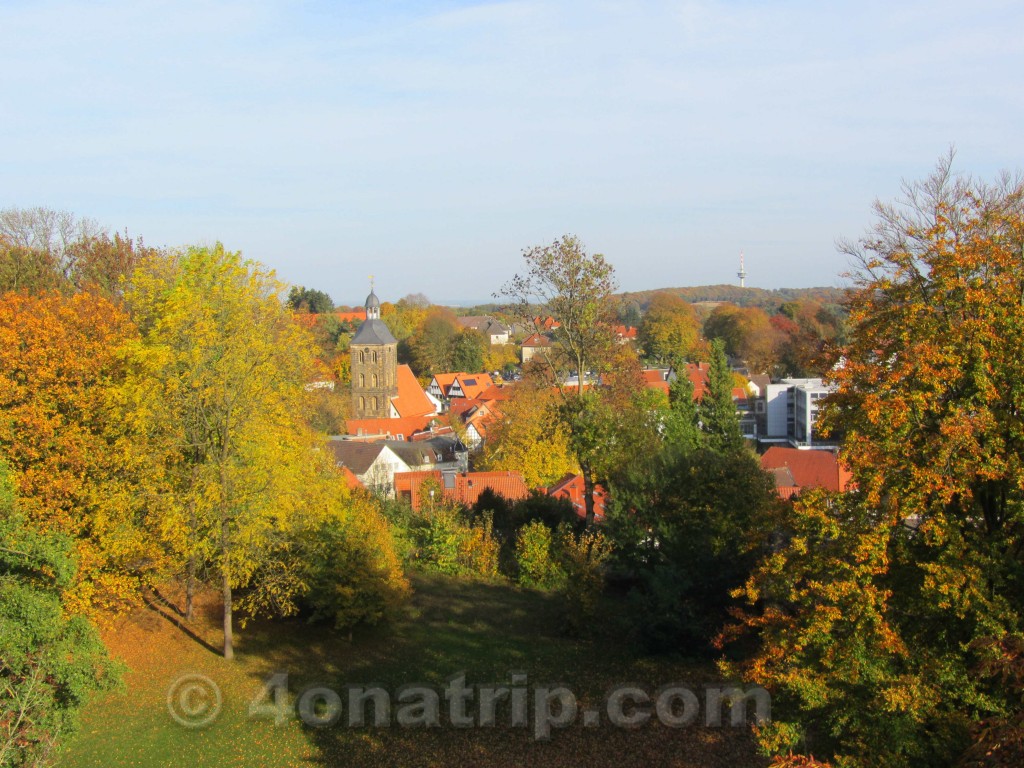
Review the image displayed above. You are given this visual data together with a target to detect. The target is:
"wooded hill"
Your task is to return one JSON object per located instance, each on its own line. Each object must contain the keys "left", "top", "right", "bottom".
{"left": 459, "top": 284, "right": 850, "bottom": 317}
{"left": 619, "top": 284, "right": 850, "bottom": 312}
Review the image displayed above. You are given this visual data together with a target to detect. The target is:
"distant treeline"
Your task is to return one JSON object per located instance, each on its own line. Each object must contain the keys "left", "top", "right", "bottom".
{"left": 458, "top": 284, "right": 850, "bottom": 318}
{"left": 621, "top": 284, "right": 851, "bottom": 312}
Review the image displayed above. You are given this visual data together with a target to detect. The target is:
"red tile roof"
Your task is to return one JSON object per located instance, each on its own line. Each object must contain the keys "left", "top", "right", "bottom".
{"left": 291, "top": 309, "right": 366, "bottom": 328}
{"left": 641, "top": 369, "right": 671, "bottom": 396}
{"left": 391, "top": 364, "right": 437, "bottom": 419}
{"left": 430, "top": 372, "right": 464, "bottom": 397}
{"left": 477, "top": 383, "right": 512, "bottom": 401}
{"left": 453, "top": 373, "right": 494, "bottom": 400}
{"left": 534, "top": 316, "right": 561, "bottom": 331}
{"left": 685, "top": 362, "right": 711, "bottom": 400}
{"left": 333, "top": 310, "right": 367, "bottom": 323}
{"left": 548, "top": 473, "right": 607, "bottom": 522}
{"left": 345, "top": 415, "right": 434, "bottom": 439}
{"left": 522, "top": 333, "right": 553, "bottom": 347}
{"left": 341, "top": 466, "right": 365, "bottom": 491}
{"left": 394, "top": 470, "right": 530, "bottom": 511}
{"left": 760, "top": 447, "right": 852, "bottom": 496}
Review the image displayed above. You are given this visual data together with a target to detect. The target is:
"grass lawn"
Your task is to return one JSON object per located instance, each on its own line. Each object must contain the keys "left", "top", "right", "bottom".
{"left": 62, "top": 573, "right": 766, "bottom": 767}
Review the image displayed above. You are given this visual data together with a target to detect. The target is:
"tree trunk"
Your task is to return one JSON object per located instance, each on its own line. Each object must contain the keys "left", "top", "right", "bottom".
{"left": 185, "top": 556, "right": 196, "bottom": 622}
{"left": 581, "top": 461, "right": 596, "bottom": 528}
{"left": 222, "top": 568, "right": 234, "bottom": 660}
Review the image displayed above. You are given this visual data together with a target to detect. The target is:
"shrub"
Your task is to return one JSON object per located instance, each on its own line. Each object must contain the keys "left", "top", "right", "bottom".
{"left": 556, "top": 524, "right": 613, "bottom": 635}
{"left": 514, "top": 521, "right": 565, "bottom": 590}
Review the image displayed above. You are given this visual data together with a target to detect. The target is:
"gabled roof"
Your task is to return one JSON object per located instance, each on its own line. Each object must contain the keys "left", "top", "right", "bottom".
{"left": 430, "top": 372, "right": 465, "bottom": 396}
{"left": 463, "top": 401, "right": 502, "bottom": 441}
{"left": 453, "top": 372, "right": 494, "bottom": 400}
{"left": 614, "top": 325, "right": 638, "bottom": 340}
{"left": 390, "top": 365, "right": 436, "bottom": 419}
{"left": 477, "top": 383, "right": 512, "bottom": 401}
{"left": 325, "top": 440, "right": 389, "bottom": 475}
{"left": 388, "top": 434, "right": 465, "bottom": 468}
{"left": 685, "top": 362, "right": 711, "bottom": 400}
{"left": 522, "top": 333, "right": 553, "bottom": 347}
{"left": 748, "top": 374, "right": 771, "bottom": 397}
{"left": 760, "top": 447, "right": 852, "bottom": 495}
{"left": 351, "top": 317, "right": 397, "bottom": 345}
{"left": 456, "top": 317, "right": 508, "bottom": 335}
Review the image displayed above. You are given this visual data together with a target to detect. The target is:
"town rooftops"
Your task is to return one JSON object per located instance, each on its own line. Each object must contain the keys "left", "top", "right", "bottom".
{"left": 394, "top": 470, "right": 530, "bottom": 511}
{"left": 390, "top": 364, "right": 436, "bottom": 418}
{"left": 345, "top": 415, "right": 435, "bottom": 439}
{"left": 522, "top": 333, "right": 553, "bottom": 347}
{"left": 760, "top": 446, "right": 852, "bottom": 495}
{"left": 325, "top": 439, "right": 388, "bottom": 475}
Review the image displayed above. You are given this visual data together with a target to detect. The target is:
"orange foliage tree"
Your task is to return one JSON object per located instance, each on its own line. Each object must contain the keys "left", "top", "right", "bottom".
{"left": 720, "top": 155, "right": 1024, "bottom": 766}
{"left": 0, "top": 291, "right": 156, "bottom": 614}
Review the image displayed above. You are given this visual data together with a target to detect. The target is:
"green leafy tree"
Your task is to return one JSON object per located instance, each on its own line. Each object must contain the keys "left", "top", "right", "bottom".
{"left": 499, "top": 234, "right": 619, "bottom": 525}
{"left": 515, "top": 520, "right": 565, "bottom": 590}
{"left": 699, "top": 339, "right": 743, "bottom": 451}
{"left": 286, "top": 285, "right": 334, "bottom": 313}
{"left": 404, "top": 307, "right": 484, "bottom": 376}
{"left": 0, "top": 464, "right": 120, "bottom": 768}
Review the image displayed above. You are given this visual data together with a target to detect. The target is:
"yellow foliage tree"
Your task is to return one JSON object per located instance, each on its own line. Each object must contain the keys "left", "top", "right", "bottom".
{"left": 120, "top": 244, "right": 329, "bottom": 659}
{"left": 478, "top": 382, "right": 578, "bottom": 488}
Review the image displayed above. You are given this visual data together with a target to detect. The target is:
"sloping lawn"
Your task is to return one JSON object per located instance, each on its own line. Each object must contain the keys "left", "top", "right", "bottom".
{"left": 62, "top": 574, "right": 766, "bottom": 767}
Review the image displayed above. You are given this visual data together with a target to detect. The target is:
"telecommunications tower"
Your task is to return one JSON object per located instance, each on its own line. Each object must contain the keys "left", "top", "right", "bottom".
{"left": 737, "top": 251, "right": 747, "bottom": 288}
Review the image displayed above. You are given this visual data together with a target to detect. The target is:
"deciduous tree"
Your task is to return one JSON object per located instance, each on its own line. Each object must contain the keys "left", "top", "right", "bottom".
{"left": 639, "top": 291, "right": 701, "bottom": 364}
{"left": 122, "top": 244, "right": 321, "bottom": 659}
{"left": 721, "top": 155, "right": 1024, "bottom": 766}
{"left": 0, "top": 290, "right": 152, "bottom": 614}
{"left": 0, "top": 463, "right": 120, "bottom": 768}
{"left": 499, "top": 235, "right": 618, "bottom": 525}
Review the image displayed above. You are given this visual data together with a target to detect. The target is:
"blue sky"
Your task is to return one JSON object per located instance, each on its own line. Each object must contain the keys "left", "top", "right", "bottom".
{"left": 2, "top": 1, "right": 1022, "bottom": 305}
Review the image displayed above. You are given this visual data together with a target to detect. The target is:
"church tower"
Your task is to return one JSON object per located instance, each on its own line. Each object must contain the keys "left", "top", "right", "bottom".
{"left": 350, "top": 283, "right": 398, "bottom": 419}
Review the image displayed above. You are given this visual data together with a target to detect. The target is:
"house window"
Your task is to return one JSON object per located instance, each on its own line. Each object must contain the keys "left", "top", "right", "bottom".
{"left": 359, "top": 396, "right": 365, "bottom": 410}
{"left": 372, "top": 396, "right": 378, "bottom": 410}
{"left": 372, "top": 373, "right": 378, "bottom": 387}
{"left": 359, "top": 350, "right": 365, "bottom": 363}
{"left": 373, "top": 351, "right": 378, "bottom": 363}
{"left": 359, "top": 373, "right": 365, "bottom": 387}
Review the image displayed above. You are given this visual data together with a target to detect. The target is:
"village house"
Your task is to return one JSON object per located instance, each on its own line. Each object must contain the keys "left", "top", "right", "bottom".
{"left": 760, "top": 446, "right": 852, "bottom": 499}
{"left": 394, "top": 470, "right": 530, "bottom": 512}
{"left": 456, "top": 316, "right": 511, "bottom": 345}
{"left": 520, "top": 333, "right": 553, "bottom": 363}
{"left": 327, "top": 433, "right": 468, "bottom": 497}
